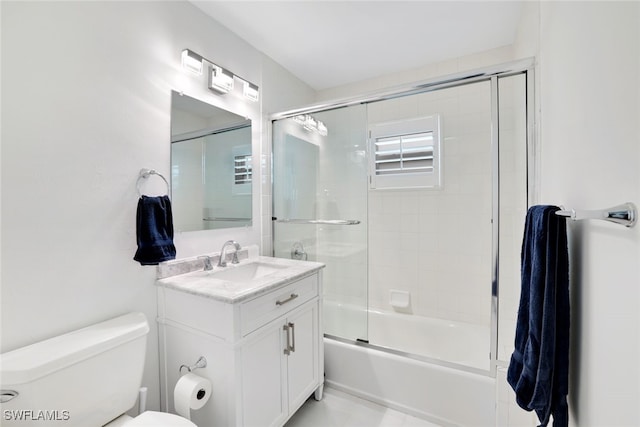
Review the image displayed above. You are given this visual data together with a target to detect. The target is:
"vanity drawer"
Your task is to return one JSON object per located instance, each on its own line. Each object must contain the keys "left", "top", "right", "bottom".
{"left": 240, "top": 274, "right": 318, "bottom": 336}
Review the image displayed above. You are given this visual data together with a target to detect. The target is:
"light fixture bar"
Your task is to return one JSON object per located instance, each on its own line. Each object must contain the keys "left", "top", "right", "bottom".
{"left": 181, "top": 49, "right": 259, "bottom": 101}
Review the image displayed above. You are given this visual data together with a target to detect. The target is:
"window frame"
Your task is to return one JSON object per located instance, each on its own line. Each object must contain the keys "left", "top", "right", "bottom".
{"left": 368, "top": 115, "right": 442, "bottom": 190}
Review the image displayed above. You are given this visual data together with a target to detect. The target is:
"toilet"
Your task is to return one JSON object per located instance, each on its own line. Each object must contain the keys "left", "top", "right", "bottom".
{"left": 0, "top": 312, "right": 196, "bottom": 427}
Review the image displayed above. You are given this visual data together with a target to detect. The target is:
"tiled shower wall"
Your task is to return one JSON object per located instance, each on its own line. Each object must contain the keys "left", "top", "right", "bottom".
{"left": 367, "top": 82, "right": 494, "bottom": 325}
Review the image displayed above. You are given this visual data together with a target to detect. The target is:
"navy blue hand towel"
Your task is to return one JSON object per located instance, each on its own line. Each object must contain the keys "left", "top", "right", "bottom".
{"left": 133, "top": 195, "right": 176, "bottom": 265}
{"left": 508, "top": 205, "right": 570, "bottom": 427}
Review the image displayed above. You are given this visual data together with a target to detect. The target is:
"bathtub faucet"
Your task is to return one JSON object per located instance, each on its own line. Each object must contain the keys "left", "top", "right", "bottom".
{"left": 218, "top": 240, "right": 241, "bottom": 267}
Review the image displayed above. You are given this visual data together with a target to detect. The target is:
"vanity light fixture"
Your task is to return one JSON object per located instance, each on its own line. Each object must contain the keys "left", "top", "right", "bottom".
{"left": 181, "top": 49, "right": 204, "bottom": 75}
{"left": 242, "top": 81, "right": 259, "bottom": 102}
{"left": 180, "top": 48, "right": 259, "bottom": 101}
{"left": 209, "top": 65, "right": 235, "bottom": 94}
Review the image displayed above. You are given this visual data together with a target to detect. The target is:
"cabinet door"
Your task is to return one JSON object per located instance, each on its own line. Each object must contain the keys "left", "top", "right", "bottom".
{"left": 286, "top": 300, "right": 320, "bottom": 414}
{"left": 241, "top": 322, "right": 287, "bottom": 427}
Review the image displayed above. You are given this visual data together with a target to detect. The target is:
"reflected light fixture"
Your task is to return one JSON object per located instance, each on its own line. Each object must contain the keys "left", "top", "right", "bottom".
{"left": 209, "top": 65, "right": 234, "bottom": 94}
{"left": 180, "top": 48, "right": 259, "bottom": 102}
{"left": 292, "top": 114, "right": 328, "bottom": 136}
{"left": 303, "top": 115, "right": 317, "bottom": 131}
{"left": 317, "top": 121, "right": 328, "bottom": 136}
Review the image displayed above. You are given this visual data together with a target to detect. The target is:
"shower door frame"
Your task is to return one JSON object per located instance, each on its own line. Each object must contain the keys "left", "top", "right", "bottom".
{"left": 271, "top": 58, "right": 536, "bottom": 377}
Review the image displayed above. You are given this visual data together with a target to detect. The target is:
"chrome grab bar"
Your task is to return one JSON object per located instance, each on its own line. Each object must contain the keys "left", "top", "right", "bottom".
{"left": 276, "top": 293, "right": 298, "bottom": 306}
{"left": 275, "top": 219, "right": 361, "bottom": 225}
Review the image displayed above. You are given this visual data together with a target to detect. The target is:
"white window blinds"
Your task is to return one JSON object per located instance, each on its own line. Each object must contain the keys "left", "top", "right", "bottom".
{"left": 234, "top": 154, "right": 252, "bottom": 185}
{"left": 369, "top": 115, "right": 442, "bottom": 190}
{"left": 374, "top": 131, "right": 434, "bottom": 176}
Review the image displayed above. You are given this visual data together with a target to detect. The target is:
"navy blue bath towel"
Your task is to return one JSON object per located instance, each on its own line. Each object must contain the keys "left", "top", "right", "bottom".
{"left": 133, "top": 195, "right": 176, "bottom": 265}
{"left": 508, "top": 205, "right": 570, "bottom": 427}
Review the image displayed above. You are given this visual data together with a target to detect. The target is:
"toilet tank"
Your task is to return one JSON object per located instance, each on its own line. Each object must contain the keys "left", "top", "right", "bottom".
{"left": 0, "top": 312, "right": 149, "bottom": 427}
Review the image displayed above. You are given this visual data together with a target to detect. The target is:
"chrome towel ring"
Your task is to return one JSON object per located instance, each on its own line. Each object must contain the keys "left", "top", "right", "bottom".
{"left": 136, "top": 168, "right": 170, "bottom": 197}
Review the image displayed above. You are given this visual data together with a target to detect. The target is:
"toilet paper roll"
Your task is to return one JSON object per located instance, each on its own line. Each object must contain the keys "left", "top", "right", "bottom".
{"left": 173, "top": 372, "right": 212, "bottom": 420}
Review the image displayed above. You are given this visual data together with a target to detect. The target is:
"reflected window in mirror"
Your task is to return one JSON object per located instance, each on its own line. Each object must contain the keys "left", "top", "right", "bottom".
{"left": 171, "top": 91, "right": 252, "bottom": 232}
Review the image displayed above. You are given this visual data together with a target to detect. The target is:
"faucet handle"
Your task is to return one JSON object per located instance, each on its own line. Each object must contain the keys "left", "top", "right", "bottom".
{"left": 197, "top": 255, "right": 213, "bottom": 271}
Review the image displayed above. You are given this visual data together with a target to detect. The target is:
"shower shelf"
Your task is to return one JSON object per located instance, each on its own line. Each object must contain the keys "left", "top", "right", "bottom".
{"left": 274, "top": 218, "right": 361, "bottom": 225}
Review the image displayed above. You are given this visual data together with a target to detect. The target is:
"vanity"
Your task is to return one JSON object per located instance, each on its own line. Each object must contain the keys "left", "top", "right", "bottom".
{"left": 156, "top": 246, "right": 325, "bottom": 427}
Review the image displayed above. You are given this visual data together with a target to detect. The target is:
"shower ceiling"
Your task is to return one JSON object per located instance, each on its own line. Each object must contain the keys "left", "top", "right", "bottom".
{"left": 191, "top": 1, "right": 524, "bottom": 90}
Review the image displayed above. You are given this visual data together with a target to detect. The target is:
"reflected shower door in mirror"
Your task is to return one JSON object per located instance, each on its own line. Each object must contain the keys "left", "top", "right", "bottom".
{"left": 171, "top": 91, "right": 252, "bottom": 232}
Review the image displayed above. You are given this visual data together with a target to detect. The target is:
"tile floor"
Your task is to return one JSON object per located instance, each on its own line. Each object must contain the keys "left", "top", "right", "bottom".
{"left": 285, "top": 387, "right": 441, "bottom": 427}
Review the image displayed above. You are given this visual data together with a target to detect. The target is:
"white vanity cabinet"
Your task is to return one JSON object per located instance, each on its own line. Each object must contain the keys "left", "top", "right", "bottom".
{"left": 156, "top": 256, "right": 324, "bottom": 427}
{"left": 241, "top": 297, "right": 320, "bottom": 427}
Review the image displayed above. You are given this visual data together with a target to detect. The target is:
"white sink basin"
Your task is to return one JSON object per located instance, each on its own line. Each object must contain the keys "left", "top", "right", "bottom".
{"left": 157, "top": 254, "right": 325, "bottom": 303}
{"left": 206, "top": 261, "right": 289, "bottom": 282}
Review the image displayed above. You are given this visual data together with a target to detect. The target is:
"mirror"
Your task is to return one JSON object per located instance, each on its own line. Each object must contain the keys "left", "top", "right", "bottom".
{"left": 171, "top": 91, "right": 252, "bottom": 232}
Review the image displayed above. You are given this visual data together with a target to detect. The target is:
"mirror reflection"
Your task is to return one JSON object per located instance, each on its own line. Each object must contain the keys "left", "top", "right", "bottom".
{"left": 171, "top": 91, "right": 252, "bottom": 232}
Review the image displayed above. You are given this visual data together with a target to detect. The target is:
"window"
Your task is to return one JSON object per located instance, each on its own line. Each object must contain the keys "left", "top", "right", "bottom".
{"left": 369, "top": 115, "right": 442, "bottom": 190}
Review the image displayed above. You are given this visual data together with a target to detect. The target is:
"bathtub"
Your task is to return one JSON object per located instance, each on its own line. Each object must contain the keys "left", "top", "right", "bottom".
{"left": 323, "top": 302, "right": 496, "bottom": 426}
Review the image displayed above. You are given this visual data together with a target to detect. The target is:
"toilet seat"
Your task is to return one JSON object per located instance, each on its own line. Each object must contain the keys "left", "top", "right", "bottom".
{"left": 125, "top": 411, "right": 196, "bottom": 426}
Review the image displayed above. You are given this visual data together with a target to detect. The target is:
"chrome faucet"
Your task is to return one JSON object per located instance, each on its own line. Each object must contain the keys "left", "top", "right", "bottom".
{"left": 218, "top": 240, "right": 241, "bottom": 267}
{"left": 197, "top": 255, "right": 213, "bottom": 271}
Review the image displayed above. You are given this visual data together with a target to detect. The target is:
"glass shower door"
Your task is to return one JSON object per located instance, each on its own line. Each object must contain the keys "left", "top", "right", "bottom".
{"left": 272, "top": 105, "right": 369, "bottom": 342}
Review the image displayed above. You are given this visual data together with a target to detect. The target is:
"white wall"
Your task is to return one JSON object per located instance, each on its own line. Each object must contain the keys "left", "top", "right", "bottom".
{"left": 537, "top": 2, "right": 640, "bottom": 425}
{"left": 1, "top": 0, "right": 313, "bottom": 411}
{"left": 506, "top": 2, "right": 640, "bottom": 426}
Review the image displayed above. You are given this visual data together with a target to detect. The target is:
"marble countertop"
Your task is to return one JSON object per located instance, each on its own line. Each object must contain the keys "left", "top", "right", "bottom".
{"left": 156, "top": 255, "right": 325, "bottom": 304}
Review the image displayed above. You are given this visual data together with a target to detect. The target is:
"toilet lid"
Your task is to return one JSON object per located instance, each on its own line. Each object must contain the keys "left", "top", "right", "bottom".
{"left": 125, "top": 411, "right": 196, "bottom": 427}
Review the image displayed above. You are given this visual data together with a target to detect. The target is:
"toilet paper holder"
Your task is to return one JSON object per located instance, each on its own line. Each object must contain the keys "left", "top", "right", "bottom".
{"left": 179, "top": 356, "right": 207, "bottom": 374}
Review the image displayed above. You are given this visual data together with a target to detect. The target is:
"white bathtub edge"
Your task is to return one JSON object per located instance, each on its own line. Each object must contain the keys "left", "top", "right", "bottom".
{"left": 324, "top": 337, "right": 496, "bottom": 427}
